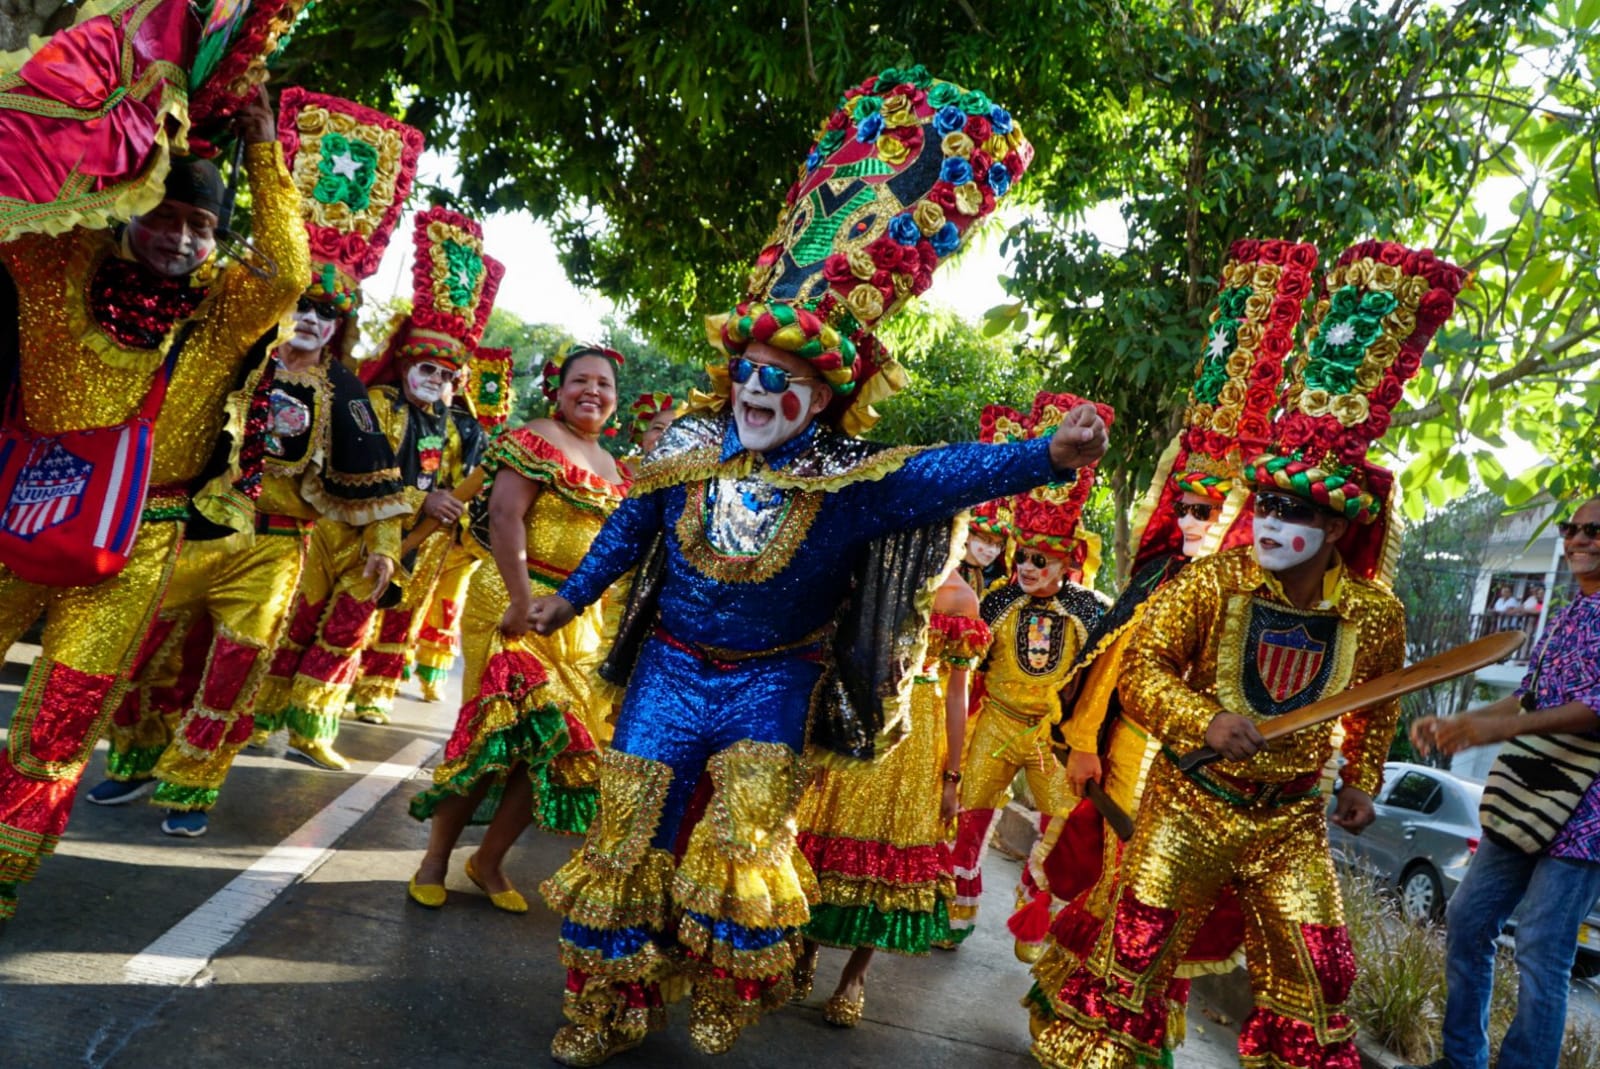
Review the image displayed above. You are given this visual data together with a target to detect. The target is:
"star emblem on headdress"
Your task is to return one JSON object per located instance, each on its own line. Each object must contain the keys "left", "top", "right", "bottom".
{"left": 328, "top": 151, "right": 362, "bottom": 180}
{"left": 1206, "top": 330, "right": 1232, "bottom": 360}
{"left": 455, "top": 264, "right": 477, "bottom": 290}
{"left": 1324, "top": 321, "right": 1357, "bottom": 347}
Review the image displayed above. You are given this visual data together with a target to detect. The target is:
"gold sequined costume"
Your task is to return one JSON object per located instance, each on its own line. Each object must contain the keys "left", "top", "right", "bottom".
{"left": 1031, "top": 548, "right": 1404, "bottom": 1069}
{"left": 0, "top": 141, "right": 309, "bottom": 914}
{"left": 409, "top": 428, "right": 627, "bottom": 834}
{"left": 795, "top": 611, "right": 992, "bottom": 953}
{"left": 347, "top": 386, "right": 484, "bottom": 722}
{"left": 411, "top": 539, "right": 481, "bottom": 699}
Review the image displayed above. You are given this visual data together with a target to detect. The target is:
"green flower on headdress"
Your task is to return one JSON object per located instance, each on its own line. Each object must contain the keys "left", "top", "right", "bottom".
{"left": 873, "top": 65, "right": 933, "bottom": 92}
{"left": 960, "top": 90, "right": 995, "bottom": 116}
{"left": 312, "top": 132, "right": 379, "bottom": 211}
{"left": 818, "top": 129, "right": 847, "bottom": 155}
{"left": 441, "top": 240, "right": 484, "bottom": 314}
{"left": 1304, "top": 286, "right": 1397, "bottom": 395}
{"left": 1193, "top": 285, "right": 1250, "bottom": 404}
{"left": 852, "top": 96, "right": 883, "bottom": 120}
{"left": 927, "top": 82, "right": 964, "bottom": 109}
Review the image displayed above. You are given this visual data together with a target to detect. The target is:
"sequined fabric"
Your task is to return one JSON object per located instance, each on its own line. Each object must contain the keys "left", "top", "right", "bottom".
{"left": 796, "top": 613, "right": 991, "bottom": 953}
{"left": 1033, "top": 545, "right": 1404, "bottom": 1069}
{"left": 130, "top": 531, "right": 310, "bottom": 811}
{"left": 410, "top": 429, "right": 625, "bottom": 833}
{"left": 87, "top": 254, "right": 208, "bottom": 350}
{"left": 412, "top": 540, "right": 480, "bottom": 680}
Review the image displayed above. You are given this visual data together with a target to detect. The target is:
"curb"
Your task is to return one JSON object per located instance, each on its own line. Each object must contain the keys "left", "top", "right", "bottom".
{"left": 995, "top": 800, "right": 1038, "bottom": 860}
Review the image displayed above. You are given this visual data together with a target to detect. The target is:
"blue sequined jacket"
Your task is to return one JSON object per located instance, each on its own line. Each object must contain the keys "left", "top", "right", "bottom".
{"left": 559, "top": 413, "right": 1067, "bottom": 653}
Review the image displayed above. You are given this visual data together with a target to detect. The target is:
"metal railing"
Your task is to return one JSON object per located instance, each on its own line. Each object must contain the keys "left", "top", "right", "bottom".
{"left": 1468, "top": 612, "right": 1541, "bottom": 661}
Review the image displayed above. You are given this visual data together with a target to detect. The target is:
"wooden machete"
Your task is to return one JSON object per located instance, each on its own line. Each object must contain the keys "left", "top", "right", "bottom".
{"left": 397, "top": 466, "right": 486, "bottom": 557}
{"left": 1174, "top": 629, "right": 1526, "bottom": 774}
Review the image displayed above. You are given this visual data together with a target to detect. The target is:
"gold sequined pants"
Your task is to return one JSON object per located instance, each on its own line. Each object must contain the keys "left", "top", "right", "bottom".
{"left": 111, "top": 531, "right": 309, "bottom": 811}
{"left": 412, "top": 540, "right": 479, "bottom": 685}
{"left": 349, "top": 528, "right": 452, "bottom": 718}
{"left": 956, "top": 696, "right": 1081, "bottom": 934}
{"left": 253, "top": 520, "right": 378, "bottom": 745}
{"left": 1032, "top": 762, "right": 1358, "bottom": 1069}
{"left": 0, "top": 521, "right": 182, "bottom": 916}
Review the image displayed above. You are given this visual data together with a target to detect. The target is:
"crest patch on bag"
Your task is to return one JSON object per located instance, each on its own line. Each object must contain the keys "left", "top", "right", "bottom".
{"left": 2, "top": 441, "right": 90, "bottom": 539}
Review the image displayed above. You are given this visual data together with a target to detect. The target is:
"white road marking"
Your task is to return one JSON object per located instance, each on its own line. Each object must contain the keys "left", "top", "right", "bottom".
{"left": 121, "top": 738, "right": 438, "bottom": 986}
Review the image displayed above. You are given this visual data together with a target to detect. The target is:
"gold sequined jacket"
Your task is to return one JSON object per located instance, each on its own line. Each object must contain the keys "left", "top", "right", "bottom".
{"left": 1121, "top": 546, "right": 1405, "bottom": 797}
{"left": 0, "top": 142, "right": 311, "bottom": 488}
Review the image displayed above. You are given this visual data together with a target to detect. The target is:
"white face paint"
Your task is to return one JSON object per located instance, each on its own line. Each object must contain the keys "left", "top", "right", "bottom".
{"left": 405, "top": 361, "right": 452, "bottom": 406}
{"left": 1177, "top": 512, "right": 1213, "bottom": 556}
{"left": 285, "top": 303, "right": 339, "bottom": 353}
{"left": 1253, "top": 514, "right": 1327, "bottom": 572}
{"left": 1016, "top": 549, "right": 1067, "bottom": 597}
{"left": 126, "top": 204, "right": 216, "bottom": 277}
{"left": 966, "top": 534, "right": 1003, "bottom": 568}
{"left": 732, "top": 373, "right": 817, "bottom": 453}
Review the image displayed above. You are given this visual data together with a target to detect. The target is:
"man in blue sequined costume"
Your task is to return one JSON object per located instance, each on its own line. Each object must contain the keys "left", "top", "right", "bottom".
{"left": 532, "top": 321, "right": 1107, "bottom": 1065}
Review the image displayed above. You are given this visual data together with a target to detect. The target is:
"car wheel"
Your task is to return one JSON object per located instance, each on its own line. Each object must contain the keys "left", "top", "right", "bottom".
{"left": 1399, "top": 863, "right": 1444, "bottom": 924}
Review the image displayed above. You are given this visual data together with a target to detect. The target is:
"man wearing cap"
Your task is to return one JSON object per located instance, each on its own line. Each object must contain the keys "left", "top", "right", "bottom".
{"left": 0, "top": 88, "right": 310, "bottom": 919}
{"left": 1032, "top": 241, "right": 1467, "bottom": 1069}
{"left": 81, "top": 90, "right": 425, "bottom": 835}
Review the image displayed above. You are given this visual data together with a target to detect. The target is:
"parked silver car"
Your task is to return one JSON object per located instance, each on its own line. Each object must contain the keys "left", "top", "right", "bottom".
{"left": 1329, "top": 761, "right": 1482, "bottom": 923}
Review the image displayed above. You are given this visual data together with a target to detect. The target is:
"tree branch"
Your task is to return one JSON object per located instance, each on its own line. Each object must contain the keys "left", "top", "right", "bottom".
{"left": 1395, "top": 348, "right": 1600, "bottom": 427}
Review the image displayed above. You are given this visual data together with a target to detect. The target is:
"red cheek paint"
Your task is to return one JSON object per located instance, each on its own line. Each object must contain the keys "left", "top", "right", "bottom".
{"left": 780, "top": 392, "right": 802, "bottom": 420}
{"left": 1292, "top": 535, "right": 1306, "bottom": 552}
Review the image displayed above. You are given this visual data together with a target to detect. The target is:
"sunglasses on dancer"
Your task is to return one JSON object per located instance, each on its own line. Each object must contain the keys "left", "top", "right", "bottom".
{"left": 411, "top": 362, "right": 459, "bottom": 383}
{"left": 729, "top": 357, "right": 818, "bottom": 394}
{"left": 1015, "top": 551, "right": 1059, "bottom": 570}
{"left": 296, "top": 296, "right": 341, "bottom": 321}
{"left": 1559, "top": 521, "right": 1600, "bottom": 540}
{"left": 1253, "top": 492, "right": 1322, "bottom": 524}
{"left": 1175, "top": 501, "right": 1216, "bottom": 521}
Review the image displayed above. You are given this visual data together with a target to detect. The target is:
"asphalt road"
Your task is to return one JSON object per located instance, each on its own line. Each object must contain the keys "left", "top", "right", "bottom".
{"left": 0, "top": 643, "right": 1245, "bottom": 1069}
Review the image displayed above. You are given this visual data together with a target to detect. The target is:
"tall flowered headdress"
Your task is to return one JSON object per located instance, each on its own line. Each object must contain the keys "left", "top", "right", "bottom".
{"left": 707, "top": 64, "right": 1034, "bottom": 435}
{"left": 1129, "top": 238, "right": 1318, "bottom": 568}
{"left": 628, "top": 391, "right": 681, "bottom": 445}
{"left": 361, "top": 207, "right": 505, "bottom": 386}
{"left": 981, "top": 391, "right": 1114, "bottom": 586}
{"left": 463, "top": 347, "right": 515, "bottom": 428}
{"left": 1244, "top": 240, "right": 1467, "bottom": 582}
{"left": 278, "top": 87, "right": 423, "bottom": 316}
{"left": 969, "top": 497, "right": 1013, "bottom": 543}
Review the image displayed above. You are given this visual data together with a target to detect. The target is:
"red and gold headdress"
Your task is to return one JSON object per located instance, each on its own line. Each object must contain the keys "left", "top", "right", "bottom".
{"left": 361, "top": 208, "right": 505, "bottom": 386}
{"left": 968, "top": 497, "right": 1013, "bottom": 543}
{"left": 1130, "top": 238, "right": 1317, "bottom": 569}
{"left": 981, "top": 391, "right": 1114, "bottom": 586}
{"left": 278, "top": 87, "right": 423, "bottom": 314}
{"left": 629, "top": 391, "right": 681, "bottom": 445}
{"left": 189, "top": 1, "right": 315, "bottom": 154}
{"left": 464, "top": 346, "right": 515, "bottom": 428}
{"left": 708, "top": 64, "right": 1034, "bottom": 435}
{"left": 1244, "top": 240, "right": 1467, "bottom": 580}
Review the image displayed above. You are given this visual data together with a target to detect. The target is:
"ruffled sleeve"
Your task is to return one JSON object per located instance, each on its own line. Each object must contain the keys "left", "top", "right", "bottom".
{"left": 929, "top": 612, "right": 992, "bottom": 670}
{"left": 489, "top": 427, "right": 630, "bottom": 510}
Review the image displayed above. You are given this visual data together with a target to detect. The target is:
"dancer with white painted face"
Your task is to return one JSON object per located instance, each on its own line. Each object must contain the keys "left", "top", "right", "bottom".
{"left": 959, "top": 498, "right": 1012, "bottom": 597}
{"left": 1022, "top": 237, "right": 1314, "bottom": 1043}
{"left": 1034, "top": 240, "right": 1468, "bottom": 1069}
{"left": 88, "top": 91, "right": 422, "bottom": 836}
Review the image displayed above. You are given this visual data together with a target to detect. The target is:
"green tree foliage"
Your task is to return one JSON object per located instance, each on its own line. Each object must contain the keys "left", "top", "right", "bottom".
{"left": 280, "top": 0, "right": 1122, "bottom": 351}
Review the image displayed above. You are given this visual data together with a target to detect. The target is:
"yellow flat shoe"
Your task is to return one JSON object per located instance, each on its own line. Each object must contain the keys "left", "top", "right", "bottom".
{"left": 823, "top": 984, "right": 865, "bottom": 1029}
{"left": 465, "top": 854, "right": 528, "bottom": 913}
{"left": 408, "top": 876, "right": 446, "bottom": 909}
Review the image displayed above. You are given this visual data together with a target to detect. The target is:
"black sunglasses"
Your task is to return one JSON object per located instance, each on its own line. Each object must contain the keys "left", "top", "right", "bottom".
{"left": 1015, "top": 551, "right": 1057, "bottom": 570}
{"left": 1558, "top": 521, "right": 1600, "bottom": 539}
{"left": 1175, "top": 502, "right": 1216, "bottom": 522}
{"left": 730, "top": 357, "right": 816, "bottom": 393}
{"left": 1253, "top": 492, "right": 1321, "bottom": 524}
{"left": 296, "top": 296, "right": 341, "bottom": 321}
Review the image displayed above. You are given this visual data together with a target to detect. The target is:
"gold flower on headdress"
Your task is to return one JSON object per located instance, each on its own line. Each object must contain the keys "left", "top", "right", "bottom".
{"left": 1346, "top": 259, "right": 1375, "bottom": 286}
{"left": 1366, "top": 335, "right": 1399, "bottom": 369}
{"left": 1234, "top": 320, "right": 1264, "bottom": 349}
{"left": 882, "top": 93, "right": 918, "bottom": 128}
{"left": 846, "top": 248, "right": 877, "bottom": 281}
{"left": 955, "top": 183, "right": 984, "bottom": 215}
{"left": 913, "top": 201, "right": 946, "bottom": 236}
{"left": 941, "top": 132, "right": 974, "bottom": 158}
{"left": 1330, "top": 393, "right": 1371, "bottom": 426}
{"left": 876, "top": 136, "right": 911, "bottom": 166}
{"left": 1226, "top": 350, "right": 1252, "bottom": 377}
{"left": 1252, "top": 263, "right": 1281, "bottom": 287}
{"left": 984, "top": 135, "right": 1010, "bottom": 159}
{"left": 1372, "top": 263, "right": 1401, "bottom": 288}
{"left": 1355, "top": 365, "right": 1383, "bottom": 391}
{"left": 1218, "top": 382, "right": 1247, "bottom": 408}
{"left": 847, "top": 283, "right": 885, "bottom": 322}
{"left": 1300, "top": 389, "right": 1332, "bottom": 417}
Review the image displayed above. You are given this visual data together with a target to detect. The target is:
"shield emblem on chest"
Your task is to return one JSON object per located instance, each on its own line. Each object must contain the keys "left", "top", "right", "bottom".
{"left": 1256, "top": 626, "right": 1327, "bottom": 703}
{"left": 1227, "top": 599, "right": 1347, "bottom": 718}
{"left": 1015, "top": 604, "right": 1066, "bottom": 677}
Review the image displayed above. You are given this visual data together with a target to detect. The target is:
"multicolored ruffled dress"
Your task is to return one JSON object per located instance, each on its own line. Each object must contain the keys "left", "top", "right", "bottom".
{"left": 409, "top": 428, "right": 629, "bottom": 833}
{"left": 795, "top": 611, "right": 992, "bottom": 953}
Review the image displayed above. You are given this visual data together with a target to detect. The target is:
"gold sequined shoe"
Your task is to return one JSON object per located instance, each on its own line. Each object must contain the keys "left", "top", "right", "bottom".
{"left": 419, "top": 678, "right": 443, "bottom": 703}
{"left": 355, "top": 707, "right": 390, "bottom": 725}
{"left": 790, "top": 953, "right": 816, "bottom": 1002}
{"left": 288, "top": 736, "right": 351, "bottom": 771}
{"left": 407, "top": 875, "right": 446, "bottom": 909}
{"left": 688, "top": 986, "right": 744, "bottom": 1055}
{"left": 822, "top": 983, "right": 866, "bottom": 1028}
{"left": 549, "top": 1023, "right": 643, "bottom": 1067}
{"left": 1014, "top": 938, "right": 1045, "bottom": 964}
{"left": 465, "top": 854, "right": 528, "bottom": 913}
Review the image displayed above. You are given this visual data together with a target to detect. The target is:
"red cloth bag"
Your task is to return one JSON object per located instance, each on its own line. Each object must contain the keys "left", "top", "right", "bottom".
{"left": 0, "top": 339, "right": 182, "bottom": 586}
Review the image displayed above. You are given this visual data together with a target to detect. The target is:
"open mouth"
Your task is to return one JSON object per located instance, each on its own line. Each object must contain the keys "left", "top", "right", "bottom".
{"left": 738, "top": 401, "right": 775, "bottom": 428}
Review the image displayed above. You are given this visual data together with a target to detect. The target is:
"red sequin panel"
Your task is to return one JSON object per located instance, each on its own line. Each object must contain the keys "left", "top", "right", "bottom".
{"left": 26, "top": 662, "right": 116, "bottom": 764}
{"left": 87, "top": 256, "right": 206, "bottom": 351}
{"left": 200, "top": 635, "right": 261, "bottom": 711}
{"left": 1238, "top": 1006, "right": 1359, "bottom": 1069}
{"left": 1109, "top": 893, "right": 1180, "bottom": 973}
{"left": 1301, "top": 922, "right": 1357, "bottom": 1005}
